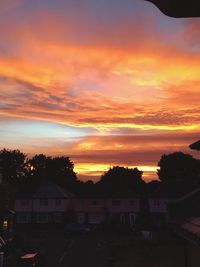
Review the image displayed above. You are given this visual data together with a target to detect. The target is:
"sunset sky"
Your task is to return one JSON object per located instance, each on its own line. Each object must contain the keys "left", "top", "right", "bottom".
{"left": 1, "top": 0, "right": 200, "bottom": 182}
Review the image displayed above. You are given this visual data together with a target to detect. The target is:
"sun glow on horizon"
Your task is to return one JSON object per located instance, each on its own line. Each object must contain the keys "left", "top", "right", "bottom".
{"left": 74, "top": 163, "right": 159, "bottom": 182}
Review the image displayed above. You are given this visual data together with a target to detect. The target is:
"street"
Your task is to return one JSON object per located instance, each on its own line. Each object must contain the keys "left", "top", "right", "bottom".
{"left": 23, "top": 232, "right": 121, "bottom": 267}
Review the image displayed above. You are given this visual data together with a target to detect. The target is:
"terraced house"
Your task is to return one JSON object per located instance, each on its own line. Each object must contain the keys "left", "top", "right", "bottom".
{"left": 14, "top": 183, "right": 75, "bottom": 231}
{"left": 14, "top": 182, "right": 142, "bottom": 230}
{"left": 74, "top": 196, "right": 140, "bottom": 226}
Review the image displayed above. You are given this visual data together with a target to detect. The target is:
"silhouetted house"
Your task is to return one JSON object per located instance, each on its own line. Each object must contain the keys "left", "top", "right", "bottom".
{"left": 106, "top": 197, "right": 140, "bottom": 226}
{"left": 14, "top": 183, "right": 75, "bottom": 230}
{"left": 0, "top": 187, "right": 14, "bottom": 239}
{"left": 147, "top": 187, "right": 173, "bottom": 228}
{"left": 0, "top": 183, "right": 15, "bottom": 240}
{"left": 168, "top": 187, "right": 200, "bottom": 267}
{"left": 73, "top": 195, "right": 140, "bottom": 226}
{"left": 74, "top": 198, "right": 106, "bottom": 225}
{"left": 148, "top": 196, "right": 170, "bottom": 228}
{"left": 147, "top": 183, "right": 197, "bottom": 229}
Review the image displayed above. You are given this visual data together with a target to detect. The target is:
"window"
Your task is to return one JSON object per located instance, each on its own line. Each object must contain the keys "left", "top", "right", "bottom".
{"left": 91, "top": 200, "right": 99, "bottom": 206}
{"left": 36, "top": 214, "right": 49, "bottom": 223}
{"left": 17, "top": 213, "right": 30, "bottom": 223}
{"left": 55, "top": 199, "right": 61, "bottom": 206}
{"left": 154, "top": 200, "right": 161, "bottom": 207}
{"left": 40, "top": 199, "right": 48, "bottom": 206}
{"left": 129, "top": 200, "right": 135, "bottom": 206}
{"left": 20, "top": 200, "right": 30, "bottom": 206}
{"left": 112, "top": 200, "right": 121, "bottom": 206}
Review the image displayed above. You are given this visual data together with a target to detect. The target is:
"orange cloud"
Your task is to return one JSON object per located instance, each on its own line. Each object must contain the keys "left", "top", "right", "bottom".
{"left": 1, "top": 3, "right": 200, "bottom": 181}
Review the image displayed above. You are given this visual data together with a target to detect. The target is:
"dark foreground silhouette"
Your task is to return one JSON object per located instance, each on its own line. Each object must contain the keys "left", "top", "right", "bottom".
{"left": 145, "top": 0, "right": 200, "bottom": 17}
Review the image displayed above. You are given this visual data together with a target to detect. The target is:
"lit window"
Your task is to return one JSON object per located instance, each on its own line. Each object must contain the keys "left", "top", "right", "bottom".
{"left": 3, "top": 220, "right": 8, "bottom": 230}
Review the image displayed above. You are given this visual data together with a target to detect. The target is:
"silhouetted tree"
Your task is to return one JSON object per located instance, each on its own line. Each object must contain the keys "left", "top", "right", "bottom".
{"left": 27, "top": 154, "right": 51, "bottom": 189}
{"left": 146, "top": 180, "right": 161, "bottom": 191}
{"left": 0, "top": 148, "right": 29, "bottom": 185}
{"left": 50, "top": 156, "right": 74, "bottom": 176}
{"left": 50, "top": 156, "right": 77, "bottom": 189}
{"left": 73, "top": 179, "right": 95, "bottom": 196}
{"left": 29, "top": 154, "right": 77, "bottom": 190}
{"left": 29, "top": 154, "right": 51, "bottom": 177}
{"left": 157, "top": 152, "right": 200, "bottom": 184}
{"left": 97, "top": 166, "right": 145, "bottom": 196}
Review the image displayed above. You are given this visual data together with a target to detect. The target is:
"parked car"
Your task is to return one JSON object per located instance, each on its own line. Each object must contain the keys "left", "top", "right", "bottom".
{"left": 64, "top": 223, "right": 91, "bottom": 234}
{"left": 17, "top": 252, "right": 45, "bottom": 267}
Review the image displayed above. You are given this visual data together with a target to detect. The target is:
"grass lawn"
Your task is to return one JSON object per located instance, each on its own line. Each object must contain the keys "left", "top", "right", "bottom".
{"left": 110, "top": 240, "right": 185, "bottom": 267}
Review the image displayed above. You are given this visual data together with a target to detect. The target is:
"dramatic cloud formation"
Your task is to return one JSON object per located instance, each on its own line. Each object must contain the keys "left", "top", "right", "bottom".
{"left": 0, "top": 0, "right": 200, "bottom": 181}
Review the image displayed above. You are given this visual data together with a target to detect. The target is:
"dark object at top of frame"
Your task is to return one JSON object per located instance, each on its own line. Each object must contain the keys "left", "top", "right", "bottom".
{"left": 145, "top": 0, "right": 200, "bottom": 18}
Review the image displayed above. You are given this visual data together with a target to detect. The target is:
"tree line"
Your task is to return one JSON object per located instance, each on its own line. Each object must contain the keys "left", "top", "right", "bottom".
{"left": 1, "top": 148, "right": 200, "bottom": 196}
{"left": 0, "top": 149, "right": 76, "bottom": 192}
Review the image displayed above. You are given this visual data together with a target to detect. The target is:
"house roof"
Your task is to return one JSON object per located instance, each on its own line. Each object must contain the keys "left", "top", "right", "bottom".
{"left": 174, "top": 217, "right": 200, "bottom": 247}
{"left": 33, "top": 182, "right": 75, "bottom": 198}
{"left": 147, "top": 182, "right": 198, "bottom": 199}
{"left": 16, "top": 182, "right": 75, "bottom": 199}
{"left": 182, "top": 217, "right": 200, "bottom": 238}
{"left": 168, "top": 186, "right": 200, "bottom": 246}
{"left": 168, "top": 186, "right": 200, "bottom": 204}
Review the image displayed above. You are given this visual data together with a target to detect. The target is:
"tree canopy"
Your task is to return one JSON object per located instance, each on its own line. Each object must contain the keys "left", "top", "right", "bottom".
{"left": 157, "top": 152, "right": 200, "bottom": 184}
{"left": 96, "top": 166, "right": 145, "bottom": 196}
{"left": 2, "top": 147, "right": 200, "bottom": 198}
{"left": 0, "top": 149, "right": 77, "bottom": 192}
{"left": 0, "top": 148, "right": 29, "bottom": 185}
